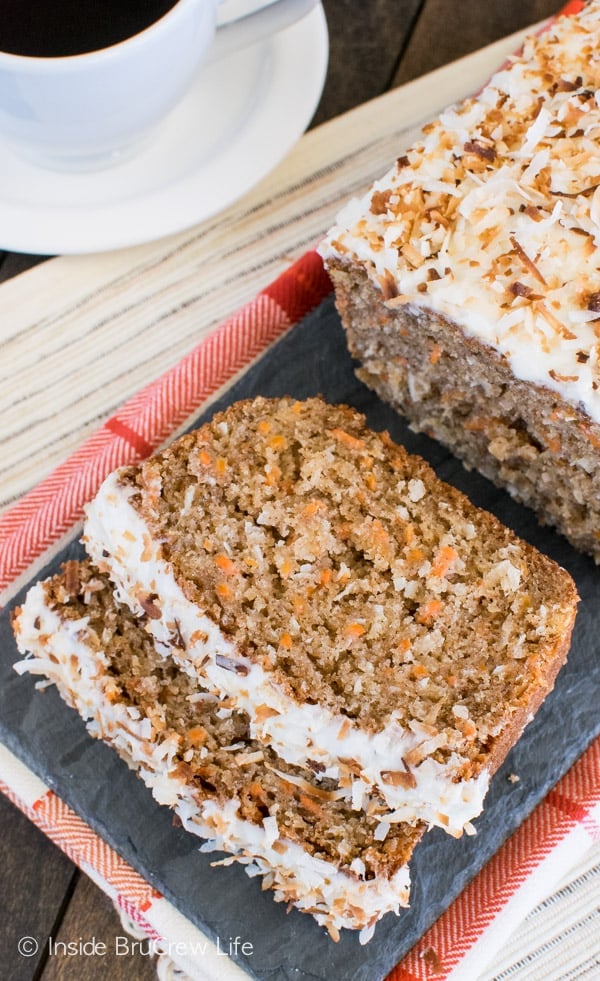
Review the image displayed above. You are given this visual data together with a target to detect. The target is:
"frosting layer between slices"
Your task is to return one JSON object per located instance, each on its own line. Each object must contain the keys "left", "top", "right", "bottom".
{"left": 83, "top": 469, "right": 490, "bottom": 837}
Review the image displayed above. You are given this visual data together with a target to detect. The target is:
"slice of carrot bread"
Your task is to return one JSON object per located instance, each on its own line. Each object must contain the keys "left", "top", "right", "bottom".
{"left": 13, "top": 560, "right": 423, "bottom": 944}
{"left": 319, "top": 1, "right": 600, "bottom": 560}
{"left": 82, "top": 396, "right": 578, "bottom": 837}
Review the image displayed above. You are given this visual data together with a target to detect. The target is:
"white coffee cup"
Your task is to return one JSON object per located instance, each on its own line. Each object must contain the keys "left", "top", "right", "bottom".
{"left": 0, "top": 0, "right": 316, "bottom": 170}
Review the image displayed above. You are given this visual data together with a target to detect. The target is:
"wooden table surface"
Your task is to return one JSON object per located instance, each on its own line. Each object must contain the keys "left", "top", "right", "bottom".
{"left": 0, "top": 3, "right": 561, "bottom": 979}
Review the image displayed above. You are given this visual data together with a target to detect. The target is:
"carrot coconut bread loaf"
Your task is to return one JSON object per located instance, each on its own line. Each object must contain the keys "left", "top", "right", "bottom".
{"left": 319, "top": 1, "right": 600, "bottom": 561}
{"left": 12, "top": 561, "right": 423, "bottom": 944}
{"left": 82, "top": 396, "right": 578, "bottom": 838}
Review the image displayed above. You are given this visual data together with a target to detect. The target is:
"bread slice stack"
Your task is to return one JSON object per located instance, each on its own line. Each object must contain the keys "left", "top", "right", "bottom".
{"left": 13, "top": 397, "right": 578, "bottom": 943}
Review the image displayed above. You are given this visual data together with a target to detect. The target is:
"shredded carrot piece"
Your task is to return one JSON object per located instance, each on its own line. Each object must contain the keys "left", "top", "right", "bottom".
{"left": 371, "top": 519, "right": 389, "bottom": 545}
{"left": 248, "top": 781, "right": 265, "bottom": 800}
{"left": 299, "top": 794, "right": 325, "bottom": 816}
{"left": 458, "top": 718, "right": 477, "bottom": 739}
{"left": 330, "top": 427, "right": 366, "bottom": 450}
{"left": 291, "top": 401, "right": 303, "bottom": 414}
{"left": 215, "top": 456, "right": 227, "bottom": 476}
{"left": 215, "top": 554, "right": 238, "bottom": 576}
{"left": 257, "top": 419, "right": 271, "bottom": 434}
{"left": 411, "top": 664, "right": 429, "bottom": 680}
{"left": 416, "top": 599, "right": 443, "bottom": 624}
{"left": 404, "top": 524, "right": 416, "bottom": 545}
{"left": 279, "top": 558, "right": 293, "bottom": 578}
{"left": 430, "top": 545, "right": 458, "bottom": 578}
{"left": 406, "top": 547, "right": 425, "bottom": 564}
{"left": 202, "top": 538, "right": 213, "bottom": 552}
{"left": 216, "top": 582, "right": 231, "bottom": 599}
{"left": 265, "top": 465, "right": 281, "bottom": 486}
{"left": 267, "top": 434, "right": 287, "bottom": 451}
{"left": 187, "top": 726, "right": 207, "bottom": 747}
{"left": 279, "top": 633, "right": 292, "bottom": 649}
{"left": 429, "top": 343, "right": 442, "bottom": 364}
{"left": 304, "top": 500, "right": 324, "bottom": 517}
{"left": 397, "top": 638, "right": 411, "bottom": 653}
{"left": 345, "top": 622, "right": 366, "bottom": 638}
{"left": 365, "top": 472, "right": 377, "bottom": 491}
{"left": 547, "top": 436, "right": 561, "bottom": 454}
{"left": 320, "top": 568, "right": 332, "bottom": 586}
{"left": 292, "top": 595, "right": 306, "bottom": 614}
{"left": 199, "top": 450, "right": 212, "bottom": 467}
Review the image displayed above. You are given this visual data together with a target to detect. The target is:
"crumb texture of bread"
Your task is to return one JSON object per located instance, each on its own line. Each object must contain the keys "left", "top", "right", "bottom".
{"left": 319, "top": 2, "right": 600, "bottom": 559}
{"left": 83, "top": 396, "right": 578, "bottom": 834}
{"left": 13, "top": 561, "right": 420, "bottom": 942}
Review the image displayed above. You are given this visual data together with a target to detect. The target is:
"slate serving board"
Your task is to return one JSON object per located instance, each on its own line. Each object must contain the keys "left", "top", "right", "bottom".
{"left": 0, "top": 295, "right": 598, "bottom": 981}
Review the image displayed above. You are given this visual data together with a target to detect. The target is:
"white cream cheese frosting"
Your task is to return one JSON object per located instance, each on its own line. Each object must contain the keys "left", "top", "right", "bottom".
{"left": 83, "top": 469, "right": 490, "bottom": 837}
{"left": 13, "top": 579, "right": 411, "bottom": 944}
{"left": 320, "top": 1, "right": 600, "bottom": 425}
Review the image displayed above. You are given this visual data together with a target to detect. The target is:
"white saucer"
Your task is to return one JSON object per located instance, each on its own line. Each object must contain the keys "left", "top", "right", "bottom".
{"left": 0, "top": 3, "right": 328, "bottom": 255}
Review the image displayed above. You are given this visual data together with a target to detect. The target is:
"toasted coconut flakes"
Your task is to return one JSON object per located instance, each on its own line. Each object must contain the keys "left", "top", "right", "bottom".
{"left": 381, "top": 769, "right": 417, "bottom": 790}
{"left": 402, "top": 243, "right": 425, "bottom": 268}
{"left": 549, "top": 369, "right": 579, "bottom": 382}
{"left": 265, "top": 764, "right": 346, "bottom": 801}
{"left": 534, "top": 301, "right": 577, "bottom": 339}
{"left": 509, "top": 236, "right": 547, "bottom": 286}
{"left": 215, "top": 653, "right": 249, "bottom": 676}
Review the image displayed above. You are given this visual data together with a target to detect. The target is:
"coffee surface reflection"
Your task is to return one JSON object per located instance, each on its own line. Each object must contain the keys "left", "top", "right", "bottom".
{"left": 0, "top": 0, "right": 180, "bottom": 57}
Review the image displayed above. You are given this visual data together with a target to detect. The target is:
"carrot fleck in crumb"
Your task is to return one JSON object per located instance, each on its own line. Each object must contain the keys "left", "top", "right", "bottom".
{"left": 430, "top": 545, "right": 458, "bottom": 578}
{"left": 268, "top": 434, "right": 287, "bottom": 451}
{"left": 215, "top": 554, "right": 238, "bottom": 576}
{"left": 345, "top": 622, "right": 366, "bottom": 638}
{"left": 330, "top": 427, "right": 366, "bottom": 451}
{"left": 187, "top": 726, "right": 207, "bottom": 747}
{"left": 416, "top": 599, "right": 443, "bottom": 624}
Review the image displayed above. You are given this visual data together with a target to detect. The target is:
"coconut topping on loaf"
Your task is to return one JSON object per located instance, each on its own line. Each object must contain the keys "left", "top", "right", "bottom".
{"left": 83, "top": 396, "right": 578, "bottom": 837}
{"left": 13, "top": 561, "right": 421, "bottom": 944}
{"left": 320, "top": 1, "right": 600, "bottom": 423}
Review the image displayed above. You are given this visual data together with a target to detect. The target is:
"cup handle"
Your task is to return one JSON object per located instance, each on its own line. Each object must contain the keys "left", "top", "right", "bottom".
{"left": 207, "top": 0, "right": 318, "bottom": 63}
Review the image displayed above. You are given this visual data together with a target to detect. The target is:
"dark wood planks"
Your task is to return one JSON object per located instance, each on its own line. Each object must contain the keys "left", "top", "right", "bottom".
{"left": 0, "top": 794, "right": 76, "bottom": 980}
{"left": 393, "top": 0, "right": 562, "bottom": 86}
{"left": 40, "top": 874, "right": 158, "bottom": 981}
{"left": 313, "top": 0, "right": 423, "bottom": 125}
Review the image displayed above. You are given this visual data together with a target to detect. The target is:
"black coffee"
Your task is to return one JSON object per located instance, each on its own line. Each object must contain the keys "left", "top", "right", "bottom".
{"left": 0, "top": 0, "right": 180, "bottom": 57}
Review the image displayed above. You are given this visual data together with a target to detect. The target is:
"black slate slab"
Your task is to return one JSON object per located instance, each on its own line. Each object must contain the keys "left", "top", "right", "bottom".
{"left": 1, "top": 295, "right": 598, "bottom": 981}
